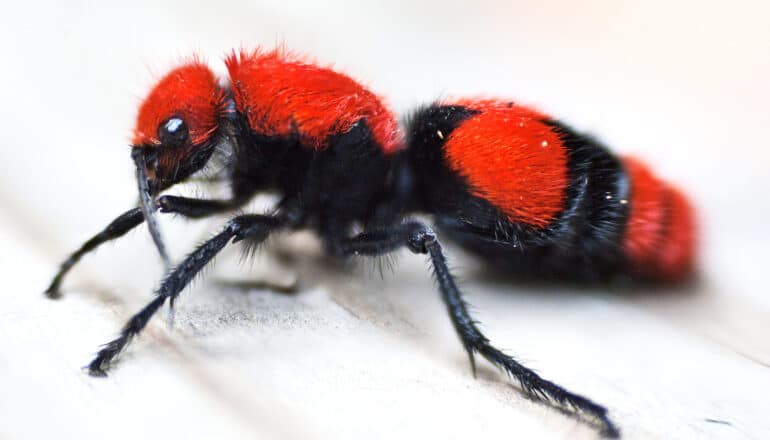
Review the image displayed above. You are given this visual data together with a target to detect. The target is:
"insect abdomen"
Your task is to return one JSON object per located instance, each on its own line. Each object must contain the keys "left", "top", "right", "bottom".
{"left": 407, "top": 100, "right": 696, "bottom": 282}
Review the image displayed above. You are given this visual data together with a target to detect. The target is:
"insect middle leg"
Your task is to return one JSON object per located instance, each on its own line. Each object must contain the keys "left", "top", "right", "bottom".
{"left": 87, "top": 212, "right": 292, "bottom": 376}
{"left": 45, "top": 196, "right": 246, "bottom": 298}
{"left": 336, "top": 221, "right": 620, "bottom": 438}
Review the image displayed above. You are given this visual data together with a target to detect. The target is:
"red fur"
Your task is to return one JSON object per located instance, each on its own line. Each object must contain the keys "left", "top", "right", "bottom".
{"left": 622, "top": 157, "right": 667, "bottom": 270}
{"left": 622, "top": 157, "right": 697, "bottom": 280}
{"left": 657, "top": 186, "right": 697, "bottom": 280}
{"left": 224, "top": 48, "right": 402, "bottom": 153}
{"left": 442, "top": 99, "right": 569, "bottom": 227}
{"left": 133, "top": 59, "right": 226, "bottom": 147}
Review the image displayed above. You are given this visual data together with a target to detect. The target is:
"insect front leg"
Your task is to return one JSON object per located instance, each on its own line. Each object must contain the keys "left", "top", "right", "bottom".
{"left": 87, "top": 212, "right": 292, "bottom": 376}
{"left": 45, "top": 196, "right": 247, "bottom": 298}
{"left": 45, "top": 207, "right": 144, "bottom": 298}
{"left": 337, "top": 221, "right": 620, "bottom": 438}
{"left": 156, "top": 195, "right": 247, "bottom": 218}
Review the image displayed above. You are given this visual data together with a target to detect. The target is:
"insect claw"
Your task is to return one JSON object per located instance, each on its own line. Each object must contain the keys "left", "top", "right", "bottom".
{"left": 44, "top": 286, "right": 62, "bottom": 299}
{"left": 166, "top": 301, "right": 176, "bottom": 329}
{"left": 467, "top": 349, "right": 478, "bottom": 378}
{"left": 84, "top": 361, "right": 108, "bottom": 377}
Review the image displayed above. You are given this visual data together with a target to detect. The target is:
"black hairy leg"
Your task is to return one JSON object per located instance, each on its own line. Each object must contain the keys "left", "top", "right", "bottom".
{"left": 45, "top": 196, "right": 246, "bottom": 299}
{"left": 157, "top": 195, "right": 246, "bottom": 218}
{"left": 338, "top": 221, "right": 620, "bottom": 438}
{"left": 45, "top": 207, "right": 144, "bottom": 298}
{"left": 87, "top": 213, "right": 289, "bottom": 376}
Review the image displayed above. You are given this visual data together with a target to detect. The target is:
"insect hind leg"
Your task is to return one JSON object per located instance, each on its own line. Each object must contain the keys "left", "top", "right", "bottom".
{"left": 337, "top": 221, "right": 620, "bottom": 438}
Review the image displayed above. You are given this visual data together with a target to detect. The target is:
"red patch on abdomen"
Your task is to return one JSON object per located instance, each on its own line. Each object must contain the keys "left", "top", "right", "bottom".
{"left": 443, "top": 100, "right": 569, "bottom": 228}
{"left": 225, "top": 48, "right": 402, "bottom": 153}
{"left": 622, "top": 157, "right": 697, "bottom": 280}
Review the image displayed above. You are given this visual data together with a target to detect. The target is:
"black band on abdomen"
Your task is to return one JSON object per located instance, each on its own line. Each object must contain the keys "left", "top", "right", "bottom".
{"left": 542, "top": 119, "right": 631, "bottom": 274}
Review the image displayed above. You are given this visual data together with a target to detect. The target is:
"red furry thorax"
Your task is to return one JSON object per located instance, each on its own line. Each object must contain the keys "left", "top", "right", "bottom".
{"left": 225, "top": 48, "right": 402, "bottom": 153}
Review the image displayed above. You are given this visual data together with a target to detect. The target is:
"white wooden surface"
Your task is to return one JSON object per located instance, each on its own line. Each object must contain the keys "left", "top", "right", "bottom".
{"left": 1, "top": 1, "right": 769, "bottom": 439}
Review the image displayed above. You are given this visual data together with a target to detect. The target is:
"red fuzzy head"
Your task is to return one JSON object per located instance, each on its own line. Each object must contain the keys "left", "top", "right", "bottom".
{"left": 129, "top": 59, "right": 228, "bottom": 266}
{"left": 133, "top": 59, "right": 226, "bottom": 147}
{"left": 130, "top": 59, "right": 230, "bottom": 198}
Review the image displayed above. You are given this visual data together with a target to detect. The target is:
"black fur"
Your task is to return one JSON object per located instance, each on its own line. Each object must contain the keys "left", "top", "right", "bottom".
{"left": 225, "top": 112, "right": 393, "bottom": 251}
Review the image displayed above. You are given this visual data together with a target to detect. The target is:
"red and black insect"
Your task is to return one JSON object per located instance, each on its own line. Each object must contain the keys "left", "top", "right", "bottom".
{"left": 45, "top": 47, "right": 697, "bottom": 438}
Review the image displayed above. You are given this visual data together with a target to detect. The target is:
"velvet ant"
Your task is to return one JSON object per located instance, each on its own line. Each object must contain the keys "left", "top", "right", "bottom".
{"left": 45, "top": 47, "right": 697, "bottom": 438}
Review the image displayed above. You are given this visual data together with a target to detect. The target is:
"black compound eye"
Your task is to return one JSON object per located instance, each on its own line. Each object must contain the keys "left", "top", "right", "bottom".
{"left": 158, "top": 117, "right": 189, "bottom": 146}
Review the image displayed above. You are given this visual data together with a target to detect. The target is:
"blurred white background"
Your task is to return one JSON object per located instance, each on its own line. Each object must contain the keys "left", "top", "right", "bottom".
{"left": 0, "top": 1, "right": 768, "bottom": 439}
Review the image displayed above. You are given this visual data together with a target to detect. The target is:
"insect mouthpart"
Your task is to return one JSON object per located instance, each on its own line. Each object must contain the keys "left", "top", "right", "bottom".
{"left": 131, "top": 147, "right": 171, "bottom": 270}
